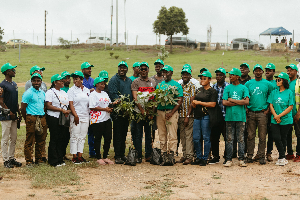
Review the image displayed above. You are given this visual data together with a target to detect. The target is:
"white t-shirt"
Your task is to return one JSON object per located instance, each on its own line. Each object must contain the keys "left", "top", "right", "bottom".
{"left": 68, "top": 85, "right": 90, "bottom": 122}
{"left": 178, "top": 78, "right": 201, "bottom": 89}
{"left": 45, "top": 88, "right": 69, "bottom": 118}
{"left": 89, "top": 91, "right": 111, "bottom": 124}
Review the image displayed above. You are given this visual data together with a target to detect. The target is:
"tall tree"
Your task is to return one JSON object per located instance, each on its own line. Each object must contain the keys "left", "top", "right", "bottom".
{"left": 0, "top": 27, "right": 4, "bottom": 45}
{"left": 153, "top": 6, "right": 189, "bottom": 53}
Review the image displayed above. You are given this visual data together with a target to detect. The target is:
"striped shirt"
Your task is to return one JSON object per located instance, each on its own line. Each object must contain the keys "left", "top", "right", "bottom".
{"left": 179, "top": 81, "right": 196, "bottom": 118}
{"left": 212, "top": 81, "right": 230, "bottom": 118}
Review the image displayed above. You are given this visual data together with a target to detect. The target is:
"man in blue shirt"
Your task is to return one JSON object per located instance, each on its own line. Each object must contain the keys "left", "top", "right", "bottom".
{"left": 209, "top": 67, "right": 229, "bottom": 164}
{"left": 21, "top": 73, "right": 47, "bottom": 167}
{"left": 108, "top": 61, "right": 133, "bottom": 164}
{"left": 0, "top": 63, "right": 22, "bottom": 168}
{"left": 81, "top": 62, "right": 96, "bottom": 158}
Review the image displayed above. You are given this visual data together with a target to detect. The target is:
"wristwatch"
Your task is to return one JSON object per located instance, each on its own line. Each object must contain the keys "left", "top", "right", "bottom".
{"left": 186, "top": 115, "right": 190, "bottom": 118}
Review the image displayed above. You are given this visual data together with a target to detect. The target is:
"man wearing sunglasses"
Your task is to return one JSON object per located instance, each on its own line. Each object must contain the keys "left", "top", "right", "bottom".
{"left": 0, "top": 63, "right": 22, "bottom": 168}
{"left": 25, "top": 65, "right": 47, "bottom": 92}
{"left": 131, "top": 62, "right": 156, "bottom": 163}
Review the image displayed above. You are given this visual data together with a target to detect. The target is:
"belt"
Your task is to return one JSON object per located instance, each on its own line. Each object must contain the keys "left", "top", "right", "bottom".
{"left": 249, "top": 110, "right": 264, "bottom": 113}
{"left": 27, "top": 114, "right": 45, "bottom": 118}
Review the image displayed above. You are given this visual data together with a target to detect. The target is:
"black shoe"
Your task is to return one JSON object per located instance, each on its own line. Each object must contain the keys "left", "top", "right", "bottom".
{"left": 42, "top": 157, "right": 47, "bottom": 163}
{"left": 79, "top": 157, "right": 89, "bottom": 163}
{"left": 4, "top": 160, "right": 14, "bottom": 168}
{"left": 89, "top": 155, "right": 97, "bottom": 159}
{"left": 63, "top": 156, "right": 71, "bottom": 161}
{"left": 10, "top": 158, "right": 22, "bottom": 167}
{"left": 121, "top": 156, "right": 128, "bottom": 162}
{"left": 259, "top": 157, "right": 266, "bottom": 165}
{"left": 199, "top": 159, "right": 207, "bottom": 166}
{"left": 208, "top": 157, "right": 219, "bottom": 165}
{"left": 246, "top": 157, "right": 254, "bottom": 163}
{"left": 191, "top": 158, "right": 201, "bottom": 165}
{"left": 137, "top": 157, "right": 142, "bottom": 164}
{"left": 115, "top": 158, "right": 124, "bottom": 164}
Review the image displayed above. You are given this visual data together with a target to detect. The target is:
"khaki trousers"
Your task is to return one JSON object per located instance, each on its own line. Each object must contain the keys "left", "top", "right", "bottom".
{"left": 156, "top": 110, "right": 179, "bottom": 153}
{"left": 178, "top": 117, "right": 194, "bottom": 159}
{"left": 1, "top": 120, "right": 17, "bottom": 161}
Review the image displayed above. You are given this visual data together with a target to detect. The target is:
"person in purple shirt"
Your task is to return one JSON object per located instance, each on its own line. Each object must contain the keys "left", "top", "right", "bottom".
{"left": 81, "top": 62, "right": 96, "bottom": 158}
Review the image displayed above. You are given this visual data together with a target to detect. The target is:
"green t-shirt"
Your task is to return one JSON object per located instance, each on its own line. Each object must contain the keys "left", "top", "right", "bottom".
{"left": 245, "top": 79, "right": 272, "bottom": 111}
{"left": 61, "top": 86, "right": 69, "bottom": 93}
{"left": 267, "top": 89, "right": 294, "bottom": 125}
{"left": 223, "top": 84, "right": 250, "bottom": 122}
{"left": 268, "top": 80, "right": 278, "bottom": 90}
{"left": 289, "top": 79, "right": 297, "bottom": 117}
{"left": 129, "top": 76, "right": 139, "bottom": 81}
{"left": 156, "top": 79, "right": 183, "bottom": 110}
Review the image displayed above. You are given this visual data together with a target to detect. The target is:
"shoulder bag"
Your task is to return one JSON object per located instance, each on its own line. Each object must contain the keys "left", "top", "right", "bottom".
{"left": 52, "top": 89, "right": 70, "bottom": 127}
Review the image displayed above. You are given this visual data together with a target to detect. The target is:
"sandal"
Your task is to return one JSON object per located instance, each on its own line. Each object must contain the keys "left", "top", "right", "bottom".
{"left": 97, "top": 159, "right": 106, "bottom": 165}
{"left": 103, "top": 158, "right": 114, "bottom": 165}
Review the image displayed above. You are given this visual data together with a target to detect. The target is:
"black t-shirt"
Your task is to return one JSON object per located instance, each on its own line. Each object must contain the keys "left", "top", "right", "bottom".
{"left": 239, "top": 75, "right": 251, "bottom": 85}
{"left": 0, "top": 80, "right": 18, "bottom": 114}
{"left": 194, "top": 87, "right": 218, "bottom": 119}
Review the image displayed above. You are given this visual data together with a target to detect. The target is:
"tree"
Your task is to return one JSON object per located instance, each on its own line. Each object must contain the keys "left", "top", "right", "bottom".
{"left": 0, "top": 27, "right": 4, "bottom": 45}
{"left": 153, "top": 6, "right": 189, "bottom": 53}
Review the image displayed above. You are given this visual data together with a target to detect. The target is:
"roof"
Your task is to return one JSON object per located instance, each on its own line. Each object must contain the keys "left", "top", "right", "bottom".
{"left": 259, "top": 27, "right": 292, "bottom": 36}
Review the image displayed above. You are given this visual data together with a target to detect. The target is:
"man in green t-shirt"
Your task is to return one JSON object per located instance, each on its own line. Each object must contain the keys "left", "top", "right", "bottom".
{"left": 61, "top": 71, "right": 71, "bottom": 93}
{"left": 156, "top": 65, "right": 183, "bottom": 165}
{"left": 264, "top": 63, "right": 277, "bottom": 162}
{"left": 129, "top": 62, "right": 140, "bottom": 81}
{"left": 286, "top": 63, "right": 300, "bottom": 161}
{"left": 223, "top": 68, "right": 249, "bottom": 167}
{"left": 245, "top": 64, "right": 273, "bottom": 165}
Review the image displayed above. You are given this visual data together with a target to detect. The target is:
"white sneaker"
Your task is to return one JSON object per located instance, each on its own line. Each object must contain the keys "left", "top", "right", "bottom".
{"left": 281, "top": 158, "right": 288, "bottom": 166}
{"left": 275, "top": 159, "right": 282, "bottom": 166}
{"left": 224, "top": 160, "right": 232, "bottom": 167}
{"left": 239, "top": 160, "right": 247, "bottom": 167}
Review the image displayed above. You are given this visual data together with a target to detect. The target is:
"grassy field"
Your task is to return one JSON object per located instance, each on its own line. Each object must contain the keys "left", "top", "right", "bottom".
{"left": 1, "top": 45, "right": 299, "bottom": 85}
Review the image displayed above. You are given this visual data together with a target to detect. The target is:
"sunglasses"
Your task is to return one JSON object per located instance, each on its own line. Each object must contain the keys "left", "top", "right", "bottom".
{"left": 276, "top": 78, "right": 283, "bottom": 82}
{"left": 140, "top": 67, "right": 148, "bottom": 71}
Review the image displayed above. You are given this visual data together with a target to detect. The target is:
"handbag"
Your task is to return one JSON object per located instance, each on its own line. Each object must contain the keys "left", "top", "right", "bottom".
{"left": 150, "top": 148, "right": 162, "bottom": 165}
{"left": 125, "top": 147, "right": 138, "bottom": 166}
{"left": 52, "top": 89, "right": 70, "bottom": 127}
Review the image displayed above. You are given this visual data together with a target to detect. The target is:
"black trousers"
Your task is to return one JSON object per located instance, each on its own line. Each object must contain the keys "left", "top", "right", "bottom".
{"left": 91, "top": 119, "right": 112, "bottom": 159}
{"left": 46, "top": 114, "right": 69, "bottom": 166}
{"left": 271, "top": 123, "right": 292, "bottom": 159}
{"left": 113, "top": 116, "right": 129, "bottom": 159}
{"left": 211, "top": 119, "right": 226, "bottom": 159}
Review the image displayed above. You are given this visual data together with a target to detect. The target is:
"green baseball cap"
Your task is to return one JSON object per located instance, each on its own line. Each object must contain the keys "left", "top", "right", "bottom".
{"left": 93, "top": 77, "right": 105, "bottom": 86}
{"left": 139, "top": 62, "right": 149, "bottom": 68}
{"left": 30, "top": 65, "right": 45, "bottom": 75}
{"left": 61, "top": 71, "right": 71, "bottom": 79}
{"left": 228, "top": 68, "right": 242, "bottom": 76}
{"left": 161, "top": 65, "right": 173, "bottom": 72}
{"left": 240, "top": 63, "right": 250, "bottom": 70}
{"left": 253, "top": 64, "right": 263, "bottom": 72}
{"left": 200, "top": 68, "right": 208, "bottom": 73}
{"left": 182, "top": 64, "right": 192, "bottom": 70}
{"left": 71, "top": 71, "right": 84, "bottom": 78}
{"left": 99, "top": 70, "right": 109, "bottom": 79}
{"left": 274, "top": 72, "right": 289, "bottom": 81}
{"left": 198, "top": 70, "right": 212, "bottom": 78}
{"left": 285, "top": 63, "right": 298, "bottom": 71}
{"left": 265, "top": 63, "right": 276, "bottom": 70}
{"left": 154, "top": 59, "right": 164, "bottom": 66}
{"left": 133, "top": 62, "right": 140, "bottom": 68}
{"left": 51, "top": 74, "right": 63, "bottom": 83}
{"left": 81, "top": 62, "right": 94, "bottom": 70}
{"left": 215, "top": 67, "right": 227, "bottom": 75}
{"left": 31, "top": 73, "right": 42, "bottom": 81}
{"left": 1, "top": 63, "right": 17, "bottom": 73}
{"left": 181, "top": 68, "right": 192, "bottom": 75}
{"left": 118, "top": 61, "right": 128, "bottom": 68}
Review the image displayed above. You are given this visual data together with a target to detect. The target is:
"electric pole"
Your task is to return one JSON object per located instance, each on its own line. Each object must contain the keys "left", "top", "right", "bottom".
{"left": 45, "top": 10, "right": 48, "bottom": 48}
{"left": 124, "top": 0, "right": 126, "bottom": 46}
{"left": 110, "top": 0, "right": 113, "bottom": 46}
{"left": 116, "top": 0, "right": 118, "bottom": 47}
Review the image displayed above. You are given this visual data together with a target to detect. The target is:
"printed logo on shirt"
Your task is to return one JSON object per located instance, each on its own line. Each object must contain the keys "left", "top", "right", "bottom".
{"left": 90, "top": 110, "right": 102, "bottom": 124}
{"left": 138, "top": 87, "right": 155, "bottom": 100}
{"left": 98, "top": 98, "right": 110, "bottom": 102}
{"left": 232, "top": 91, "right": 241, "bottom": 100}
{"left": 251, "top": 87, "right": 262, "bottom": 95}
{"left": 275, "top": 97, "right": 284, "bottom": 104}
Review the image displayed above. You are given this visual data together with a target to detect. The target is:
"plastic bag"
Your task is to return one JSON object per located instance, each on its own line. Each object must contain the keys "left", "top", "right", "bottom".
{"left": 150, "top": 148, "right": 162, "bottom": 165}
{"left": 125, "top": 147, "right": 138, "bottom": 166}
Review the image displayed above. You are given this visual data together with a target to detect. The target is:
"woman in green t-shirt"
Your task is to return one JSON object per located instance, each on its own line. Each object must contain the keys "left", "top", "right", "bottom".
{"left": 268, "top": 72, "right": 294, "bottom": 166}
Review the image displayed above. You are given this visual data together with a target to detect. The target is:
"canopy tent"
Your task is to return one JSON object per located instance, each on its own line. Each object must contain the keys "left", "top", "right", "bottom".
{"left": 259, "top": 27, "right": 293, "bottom": 51}
{"left": 260, "top": 27, "right": 292, "bottom": 36}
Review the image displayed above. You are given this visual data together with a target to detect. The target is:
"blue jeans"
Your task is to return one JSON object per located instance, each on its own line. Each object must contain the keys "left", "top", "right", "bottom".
{"left": 134, "top": 119, "right": 152, "bottom": 158}
{"left": 193, "top": 115, "right": 211, "bottom": 160}
{"left": 226, "top": 121, "right": 245, "bottom": 161}
{"left": 88, "top": 127, "right": 96, "bottom": 156}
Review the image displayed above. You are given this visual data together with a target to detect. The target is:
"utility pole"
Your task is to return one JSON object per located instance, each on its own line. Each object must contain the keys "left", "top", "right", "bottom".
{"left": 110, "top": 0, "right": 113, "bottom": 46}
{"left": 124, "top": 0, "right": 126, "bottom": 46}
{"left": 45, "top": 10, "right": 48, "bottom": 48}
{"left": 116, "top": 0, "right": 118, "bottom": 47}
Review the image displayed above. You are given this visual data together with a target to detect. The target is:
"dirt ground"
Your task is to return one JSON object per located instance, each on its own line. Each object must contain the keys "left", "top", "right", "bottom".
{"left": 1, "top": 130, "right": 300, "bottom": 200}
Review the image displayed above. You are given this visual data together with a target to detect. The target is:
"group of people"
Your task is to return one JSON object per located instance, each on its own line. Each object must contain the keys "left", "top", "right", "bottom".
{"left": 0, "top": 59, "right": 300, "bottom": 168}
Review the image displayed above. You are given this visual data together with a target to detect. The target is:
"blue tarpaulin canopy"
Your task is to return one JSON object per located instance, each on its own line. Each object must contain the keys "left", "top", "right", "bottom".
{"left": 260, "top": 27, "right": 292, "bottom": 36}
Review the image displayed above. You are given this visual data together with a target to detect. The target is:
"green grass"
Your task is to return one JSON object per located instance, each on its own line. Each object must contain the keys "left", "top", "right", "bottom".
{"left": 1, "top": 46, "right": 298, "bottom": 85}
